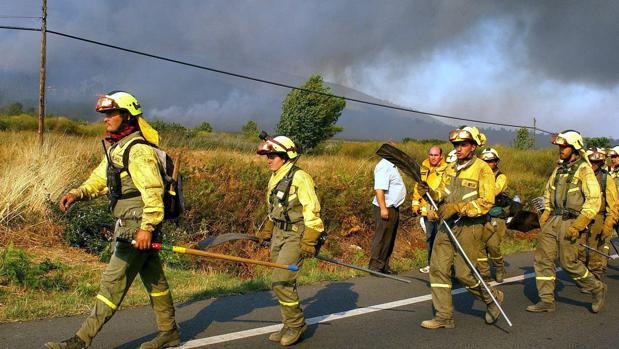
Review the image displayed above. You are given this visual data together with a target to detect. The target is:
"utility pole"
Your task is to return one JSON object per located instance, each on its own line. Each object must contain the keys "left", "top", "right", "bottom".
{"left": 532, "top": 117, "right": 536, "bottom": 149}
{"left": 38, "top": 0, "right": 47, "bottom": 147}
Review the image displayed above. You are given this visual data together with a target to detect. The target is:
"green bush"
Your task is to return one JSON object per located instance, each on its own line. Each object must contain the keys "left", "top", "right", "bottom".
{"left": 62, "top": 200, "right": 115, "bottom": 255}
{"left": 0, "top": 244, "right": 69, "bottom": 290}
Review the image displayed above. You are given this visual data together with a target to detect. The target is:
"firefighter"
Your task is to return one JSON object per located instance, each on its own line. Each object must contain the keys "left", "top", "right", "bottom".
{"left": 477, "top": 147, "right": 508, "bottom": 283}
{"left": 418, "top": 126, "right": 504, "bottom": 329}
{"left": 578, "top": 148, "right": 618, "bottom": 280}
{"left": 255, "top": 135, "right": 324, "bottom": 346}
{"left": 412, "top": 146, "right": 448, "bottom": 273}
{"left": 46, "top": 91, "right": 179, "bottom": 349}
{"left": 527, "top": 130, "right": 606, "bottom": 313}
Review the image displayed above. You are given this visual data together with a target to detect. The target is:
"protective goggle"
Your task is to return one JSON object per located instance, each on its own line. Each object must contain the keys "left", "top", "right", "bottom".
{"left": 95, "top": 95, "right": 119, "bottom": 112}
{"left": 448, "top": 129, "right": 473, "bottom": 143}
{"left": 481, "top": 154, "right": 498, "bottom": 161}
{"left": 550, "top": 134, "right": 568, "bottom": 146}
{"left": 587, "top": 151, "right": 606, "bottom": 161}
{"left": 256, "top": 139, "right": 295, "bottom": 156}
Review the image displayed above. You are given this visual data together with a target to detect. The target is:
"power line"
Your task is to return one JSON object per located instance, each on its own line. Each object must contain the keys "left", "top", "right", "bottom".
{"left": 0, "top": 25, "right": 555, "bottom": 134}
{"left": 0, "top": 15, "right": 41, "bottom": 19}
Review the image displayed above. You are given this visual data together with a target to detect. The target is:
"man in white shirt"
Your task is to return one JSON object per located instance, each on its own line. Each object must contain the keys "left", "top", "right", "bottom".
{"left": 368, "top": 158, "right": 407, "bottom": 274}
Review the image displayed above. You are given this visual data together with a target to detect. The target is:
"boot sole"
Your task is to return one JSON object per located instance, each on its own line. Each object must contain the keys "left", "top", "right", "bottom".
{"left": 525, "top": 305, "right": 556, "bottom": 313}
{"left": 280, "top": 325, "right": 307, "bottom": 346}
{"left": 420, "top": 321, "right": 455, "bottom": 329}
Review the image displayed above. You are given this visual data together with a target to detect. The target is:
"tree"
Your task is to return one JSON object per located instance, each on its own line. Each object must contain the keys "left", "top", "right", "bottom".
{"left": 241, "top": 120, "right": 259, "bottom": 139}
{"left": 4, "top": 102, "right": 23, "bottom": 115}
{"left": 194, "top": 121, "right": 213, "bottom": 133}
{"left": 513, "top": 127, "right": 534, "bottom": 150}
{"left": 584, "top": 137, "right": 611, "bottom": 149}
{"left": 276, "top": 74, "right": 346, "bottom": 152}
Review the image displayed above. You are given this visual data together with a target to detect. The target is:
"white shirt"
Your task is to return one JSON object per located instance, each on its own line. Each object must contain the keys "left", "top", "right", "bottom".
{"left": 373, "top": 159, "right": 407, "bottom": 208}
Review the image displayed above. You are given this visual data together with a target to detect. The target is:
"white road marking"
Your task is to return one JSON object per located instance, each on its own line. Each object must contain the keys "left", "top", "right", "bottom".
{"left": 177, "top": 273, "right": 529, "bottom": 348}
{"left": 178, "top": 252, "right": 619, "bottom": 348}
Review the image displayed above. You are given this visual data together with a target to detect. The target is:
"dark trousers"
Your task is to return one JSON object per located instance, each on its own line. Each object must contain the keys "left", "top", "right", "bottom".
{"left": 369, "top": 205, "right": 400, "bottom": 271}
{"left": 424, "top": 218, "right": 439, "bottom": 265}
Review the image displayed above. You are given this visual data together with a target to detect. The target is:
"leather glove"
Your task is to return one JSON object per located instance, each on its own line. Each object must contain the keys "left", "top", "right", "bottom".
{"left": 411, "top": 205, "right": 420, "bottom": 216}
{"left": 300, "top": 227, "right": 322, "bottom": 258}
{"left": 438, "top": 202, "right": 462, "bottom": 221}
{"left": 426, "top": 207, "right": 439, "bottom": 221}
{"left": 538, "top": 210, "right": 551, "bottom": 228}
{"left": 565, "top": 214, "right": 590, "bottom": 241}
{"left": 256, "top": 220, "right": 274, "bottom": 246}
{"left": 602, "top": 219, "right": 616, "bottom": 241}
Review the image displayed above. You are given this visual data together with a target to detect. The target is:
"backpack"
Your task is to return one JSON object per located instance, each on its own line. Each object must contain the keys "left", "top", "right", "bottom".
{"left": 119, "top": 139, "right": 184, "bottom": 220}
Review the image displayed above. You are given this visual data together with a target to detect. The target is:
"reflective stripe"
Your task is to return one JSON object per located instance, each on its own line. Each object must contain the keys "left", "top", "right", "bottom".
{"left": 536, "top": 276, "right": 556, "bottom": 281}
{"left": 490, "top": 256, "right": 503, "bottom": 260}
{"left": 444, "top": 188, "right": 452, "bottom": 195}
{"left": 279, "top": 300, "right": 299, "bottom": 307}
{"left": 477, "top": 258, "right": 488, "bottom": 262}
{"left": 172, "top": 246, "right": 186, "bottom": 253}
{"left": 471, "top": 201, "right": 482, "bottom": 215}
{"left": 430, "top": 283, "right": 452, "bottom": 288}
{"left": 462, "top": 191, "right": 478, "bottom": 200}
{"left": 568, "top": 187, "right": 580, "bottom": 193}
{"left": 603, "top": 246, "right": 610, "bottom": 250}
{"left": 150, "top": 289, "right": 170, "bottom": 297}
{"left": 120, "top": 171, "right": 129, "bottom": 178}
{"left": 96, "top": 294, "right": 117, "bottom": 310}
{"left": 412, "top": 200, "right": 420, "bottom": 205}
{"left": 143, "top": 206, "right": 165, "bottom": 213}
{"left": 573, "top": 269, "right": 589, "bottom": 280}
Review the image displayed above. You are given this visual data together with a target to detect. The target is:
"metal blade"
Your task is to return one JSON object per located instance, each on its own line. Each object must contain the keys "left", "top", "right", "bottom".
{"left": 197, "top": 233, "right": 259, "bottom": 250}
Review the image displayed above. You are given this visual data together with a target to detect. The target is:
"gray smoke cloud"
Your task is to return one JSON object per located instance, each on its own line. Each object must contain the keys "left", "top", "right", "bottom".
{"left": 0, "top": 0, "right": 617, "bottom": 138}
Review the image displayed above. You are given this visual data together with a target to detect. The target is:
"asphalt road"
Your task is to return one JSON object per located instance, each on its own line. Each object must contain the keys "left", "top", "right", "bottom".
{"left": 2, "top": 250, "right": 619, "bottom": 349}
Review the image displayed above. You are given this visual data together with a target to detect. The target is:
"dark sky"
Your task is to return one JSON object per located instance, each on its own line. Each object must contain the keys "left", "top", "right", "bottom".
{"left": 0, "top": 0, "right": 618, "bottom": 138}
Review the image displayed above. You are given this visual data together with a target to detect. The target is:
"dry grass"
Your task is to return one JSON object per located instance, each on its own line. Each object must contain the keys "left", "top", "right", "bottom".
{"left": 0, "top": 132, "right": 100, "bottom": 226}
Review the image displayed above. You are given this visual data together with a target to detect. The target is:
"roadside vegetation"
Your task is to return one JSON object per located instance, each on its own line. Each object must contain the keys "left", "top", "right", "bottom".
{"left": 0, "top": 113, "right": 548, "bottom": 322}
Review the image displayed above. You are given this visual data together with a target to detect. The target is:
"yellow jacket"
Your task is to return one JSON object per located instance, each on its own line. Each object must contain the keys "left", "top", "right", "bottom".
{"left": 267, "top": 162, "right": 324, "bottom": 232}
{"left": 69, "top": 133, "right": 164, "bottom": 232}
{"left": 543, "top": 159, "right": 601, "bottom": 220}
{"left": 494, "top": 171, "right": 508, "bottom": 196}
{"left": 433, "top": 157, "right": 495, "bottom": 217}
{"left": 412, "top": 158, "right": 448, "bottom": 216}
{"left": 599, "top": 171, "right": 619, "bottom": 227}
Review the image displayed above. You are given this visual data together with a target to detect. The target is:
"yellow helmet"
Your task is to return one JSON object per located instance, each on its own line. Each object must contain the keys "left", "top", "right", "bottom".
{"left": 480, "top": 147, "right": 500, "bottom": 161}
{"left": 550, "top": 130, "right": 584, "bottom": 150}
{"left": 96, "top": 91, "right": 142, "bottom": 116}
{"left": 608, "top": 146, "right": 619, "bottom": 157}
{"left": 586, "top": 147, "right": 607, "bottom": 162}
{"left": 448, "top": 126, "right": 486, "bottom": 146}
{"left": 446, "top": 149, "right": 457, "bottom": 163}
{"left": 256, "top": 135, "right": 299, "bottom": 159}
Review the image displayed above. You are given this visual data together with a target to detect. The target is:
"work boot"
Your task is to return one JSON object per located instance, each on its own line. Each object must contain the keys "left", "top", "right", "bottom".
{"left": 420, "top": 317, "right": 455, "bottom": 329}
{"left": 139, "top": 328, "right": 181, "bottom": 349}
{"left": 495, "top": 269, "right": 506, "bottom": 283}
{"left": 485, "top": 290, "right": 504, "bottom": 324}
{"left": 280, "top": 324, "right": 307, "bottom": 346}
{"left": 591, "top": 283, "right": 607, "bottom": 313}
{"left": 45, "top": 336, "right": 87, "bottom": 349}
{"left": 526, "top": 301, "right": 556, "bottom": 313}
{"left": 268, "top": 326, "right": 288, "bottom": 342}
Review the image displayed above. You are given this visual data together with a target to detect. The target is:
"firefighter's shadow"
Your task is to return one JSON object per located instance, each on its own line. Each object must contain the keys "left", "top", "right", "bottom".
{"left": 114, "top": 289, "right": 276, "bottom": 349}
{"left": 301, "top": 282, "right": 359, "bottom": 340}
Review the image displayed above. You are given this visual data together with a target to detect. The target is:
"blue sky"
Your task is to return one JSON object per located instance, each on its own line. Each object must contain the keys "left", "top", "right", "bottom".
{"left": 0, "top": 0, "right": 618, "bottom": 138}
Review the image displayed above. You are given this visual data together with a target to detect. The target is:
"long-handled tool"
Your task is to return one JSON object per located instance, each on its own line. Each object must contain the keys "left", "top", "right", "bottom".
{"left": 123, "top": 239, "right": 298, "bottom": 271}
{"left": 580, "top": 243, "right": 615, "bottom": 260}
{"left": 376, "top": 143, "right": 513, "bottom": 327}
{"left": 197, "top": 233, "right": 411, "bottom": 283}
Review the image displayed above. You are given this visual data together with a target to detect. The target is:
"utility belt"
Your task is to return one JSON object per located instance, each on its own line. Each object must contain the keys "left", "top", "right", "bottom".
{"left": 272, "top": 219, "right": 302, "bottom": 232}
{"left": 550, "top": 208, "right": 580, "bottom": 220}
